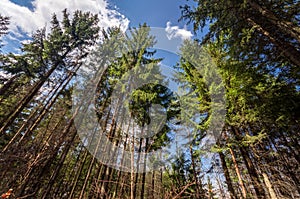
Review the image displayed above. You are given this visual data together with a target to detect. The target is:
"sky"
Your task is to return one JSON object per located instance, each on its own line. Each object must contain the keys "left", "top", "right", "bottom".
{"left": 0, "top": 0, "right": 195, "bottom": 53}
{"left": 110, "top": 0, "right": 190, "bottom": 27}
{"left": 0, "top": 0, "right": 220, "bottom": 182}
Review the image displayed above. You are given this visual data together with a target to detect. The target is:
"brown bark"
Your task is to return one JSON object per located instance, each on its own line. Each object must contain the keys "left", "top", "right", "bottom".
{"left": 0, "top": 74, "right": 21, "bottom": 96}
{"left": 229, "top": 147, "right": 247, "bottom": 198}
{"left": 130, "top": 134, "right": 135, "bottom": 199}
{"left": 247, "top": 17, "right": 300, "bottom": 69}
{"left": 2, "top": 67, "right": 77, "bottom": 153}
{"left": 133, "top": 138, "right": 143, "bottom": 199}
{"left": 0, "top": 67, "right": 55, "bottom": 134}
{"left": 232, "top": 126, "right": 266, "bottom": 198}
{"left": 219, "top": 151, "right": 237, "bottom": 199}
{"left": 247, "top": 0, "right": 300, "bottom": 43}
{"left": 189, "top": 145, "right": 202, "bottom": 198}
{"left": 140, "top": 138, "right": 149, "bottom": 199}
{"left": 68, "top": 150, "right": 89, "bottom": 199}
{"left": 0, "top": 49, "right": 73, "bottom": 134}
{"left": 151, "top": 171, "right": 155, "bottom": 199}
{"left": 262, "top": 173, "right": 277, "bottom": 199}
{"left": 41, "top": 130, "right": 77, "bottom": 199}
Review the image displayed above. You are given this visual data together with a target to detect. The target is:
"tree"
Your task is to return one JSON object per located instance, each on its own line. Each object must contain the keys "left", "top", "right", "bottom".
{"left": 173, "top": 29, "right": 300, "bottom": 198}
{"left": 180, "top": 0, "right": 300, "bottom": 82}
{"left": 1, "top": 3, "right": 299, "bottom": 198}
{"left": 0, "top": 13, "right": 10, "bottom": 93}
{"left": 0, "top": 9, "right": 99, "bottom": 198}
{"left": 0, "top": 13, "right": 9, "bottom": 48}
{"left": 90, "top": 24, "right": 180, "bottom": 199}
{"left": 0, "top": 9, "right": 99, "bottom": 135}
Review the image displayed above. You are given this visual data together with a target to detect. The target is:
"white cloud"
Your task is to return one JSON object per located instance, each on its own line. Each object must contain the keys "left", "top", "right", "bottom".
{"left": 165, "top": 21, "right": 193, "bottom": 41}
{"left": 0, "top": 0, "right": 129, "bottom": 36}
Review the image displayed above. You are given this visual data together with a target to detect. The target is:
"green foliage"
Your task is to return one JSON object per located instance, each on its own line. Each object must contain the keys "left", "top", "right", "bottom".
{"left": 2, "top": 9, "right": 99, "bottom": 78}
{"left": 180, "top": 0, "right": 300, "bottom": 81}
{"left": 0, "top": 3, "right": 300, "bottom": 198}
{"left": 241, "top": 132, "right": 267, "bottom": 147}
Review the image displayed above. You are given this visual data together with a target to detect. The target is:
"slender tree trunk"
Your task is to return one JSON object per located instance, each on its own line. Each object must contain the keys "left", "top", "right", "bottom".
{"left": 262, "top": 173, "right": 277, "bottom": 199}
{"left": 0, "top": 73, "right": 21, "bottom": 96}
{"left": 189, "top": 145, "right": 201, "bottom": 198}
{"left": 68, "top": 150, "right": 89, "bottom": 199}
{"left": 232, "top": 126, "right": 266, "bottom": 198}
{"left": 229, "top": 147, "right": 247, "bottom": 198}
{"left": 151, "top": 171, "right": 155, "bottom": 199}
{"left": 130, "top": 134, "right": 135, "bottom": 199}
{"left": 140, "top": 138, "right": 149, "bottom": 199}
{"left": 41, "top": 130, "right": 77, "bottom": 199}
{"left": 133, "top": 138, "right": 143, "bottom": 199}
{"left": 247, "top": 17, "right": 300, "bottom": 68}
{"left": 0, "top": 50, "right": 84, "bottom": 134}
{"left": 247, "top": 0, "right": 300, "bottom": 43}
{"left": 2, "top": 67, "right": 76, "bottom": 152}
{"left": 218, "top": 151, "right": 237, "bottom": 199}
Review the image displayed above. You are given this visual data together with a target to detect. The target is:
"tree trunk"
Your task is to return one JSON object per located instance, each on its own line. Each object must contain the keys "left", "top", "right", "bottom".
{"left": 229, "top": 147, "right": 247, "bottom": 198}
{"left": 133, "top": 138, "right": 143, "bottom": 199}
{"left": 189, "top": 145, "right": 202, "bottom": 198}
{"left": 247, "top": 17, "right": 300, "bottom": 69}
{"left": 0, "top": 49, "right": 82, "bottom": 134}
{"left": 232, "top": 126, "right": 266, "bottom": 198}
{"left": 262, "top": 173, "right": 277, "bottom": 199}
{"left": 2, "top": 66, "right": 77, "bottom": 152}
{"left": 68, "top": 150, "right": 89, "bottom": 199}
{"left": 130, "top": 135, "right": 135, "bottom": 199}
{"left": 140, "top": 138, "right": 149, "bottom": 199}
{"left": 247, "top": 0, "right": 300, "bottom": 43}
{"left": 218, "top": 151, "right": 237, "bottom": 199}
{"left": 41, "top": 130, "right": 77, "bottom": 199}
{"left": 0, "top": 74, "right": 21, "bottom": 96}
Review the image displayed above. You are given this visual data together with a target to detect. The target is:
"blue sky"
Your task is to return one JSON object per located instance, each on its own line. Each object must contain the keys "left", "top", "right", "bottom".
{"left": 0, "top": 0, "right": 195, "bottom": 50}
{"left": 0, "top": 0, "right": 195, "bottom": 102}
{"left": 0, "top": 0, "right": 218, "bottom": 177}
{"left": 109, "top": 0, "right": 190, "bottom": 28}
{"left": 9, "top": 0, "right": 35, "bottom": 10}
{"left": 0, "top": 0, "right": 197, "bottom": 70}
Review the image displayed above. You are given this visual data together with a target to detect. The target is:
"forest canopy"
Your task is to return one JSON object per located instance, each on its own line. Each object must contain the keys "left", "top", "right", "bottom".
{"left": 0, "top": 1, "right": 299, "bottom": 198}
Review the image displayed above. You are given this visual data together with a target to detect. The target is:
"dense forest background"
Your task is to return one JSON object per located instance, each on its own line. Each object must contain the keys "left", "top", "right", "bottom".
{"left": 0, "top": 0, "right": 299, "bottom": 198}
